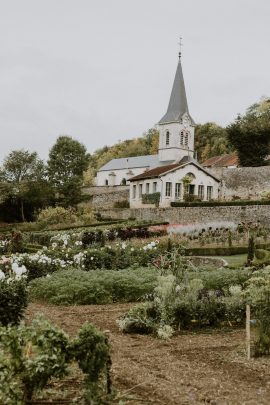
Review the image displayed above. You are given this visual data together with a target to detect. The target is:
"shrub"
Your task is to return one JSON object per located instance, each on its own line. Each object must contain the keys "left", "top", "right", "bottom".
{"left": 255, "top": 249, "right": 270, "bottom": 261}
{"left": 36, "top": 206, "right": 77, "bottom": 226}
{"left": 29, "top": 268, "right": 157, "bottom": 305}
{"left": 0, "top": 258, "right": 28, "bottom": 326}
{"left": 0, "top": 316, "right": 111, "bottom": 403}
{"left": 142, "top": 192, "right": 160, "bottom": 206}
{"left": 113, "top": 200, "right": 130, "bottom": 208}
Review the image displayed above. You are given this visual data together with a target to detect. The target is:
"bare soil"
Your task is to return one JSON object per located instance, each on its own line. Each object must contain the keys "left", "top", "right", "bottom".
{"left": 26, "top": 303, "right": 270, "bottom": 405}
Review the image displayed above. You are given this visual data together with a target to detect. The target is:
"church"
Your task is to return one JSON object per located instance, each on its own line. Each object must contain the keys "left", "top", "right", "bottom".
{"left": 96, "top": 52, "right": 220, "bottom": 208}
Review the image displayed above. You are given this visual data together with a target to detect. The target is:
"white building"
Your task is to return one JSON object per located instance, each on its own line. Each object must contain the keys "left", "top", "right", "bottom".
{"left": 96, "top": 51, "right": 220, "bottom": 207}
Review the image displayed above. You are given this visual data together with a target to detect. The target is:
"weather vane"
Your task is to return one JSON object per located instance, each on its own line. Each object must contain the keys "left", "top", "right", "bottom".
{"left": 178, "top": 36, "right": 183, "bottom": 58}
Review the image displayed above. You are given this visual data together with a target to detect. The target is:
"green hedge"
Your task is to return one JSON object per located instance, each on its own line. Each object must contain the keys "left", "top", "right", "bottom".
{"left": 171, "top": 200, "right": 270, "bottom": 208}
{"left": 186, "top": 246, "right": 248, "bottom": 256}
{"left": 142, "top": 192, "right": 160, "bottom": 205}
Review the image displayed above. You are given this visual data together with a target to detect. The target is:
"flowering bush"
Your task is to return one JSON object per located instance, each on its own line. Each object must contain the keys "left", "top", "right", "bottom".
{"left": 0, "top": 256, "right": 28, "bottom": 326}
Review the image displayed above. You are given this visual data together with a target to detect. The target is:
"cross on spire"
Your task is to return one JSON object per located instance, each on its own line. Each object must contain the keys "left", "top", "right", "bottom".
{"left": 178, "top": 36, "right": 183, "bottom": 59}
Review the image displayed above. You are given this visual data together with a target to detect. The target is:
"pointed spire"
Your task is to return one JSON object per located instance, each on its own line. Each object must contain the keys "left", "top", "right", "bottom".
{"left": 159, "top": 56, "right": 194, "bottom": 125}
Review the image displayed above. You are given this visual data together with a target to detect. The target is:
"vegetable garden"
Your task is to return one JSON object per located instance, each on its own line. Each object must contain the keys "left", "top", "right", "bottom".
{"left": 1, "top": 218, "right": 270, "bottom": 403}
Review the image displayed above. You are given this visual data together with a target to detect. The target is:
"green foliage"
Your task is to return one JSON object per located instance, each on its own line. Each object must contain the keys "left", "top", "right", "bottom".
{"left": 29, "top": 268, "right": 157, "bottom": 305}
{"left": 244, "top": 272, "right": 270, "bottom": 356}
{"left": 0, "top": 316, "right": 111, "bottom": 403}
{"left": 37, "top": 206, "right": 78, "bottom": 226}
{"left": 85, "top": 128, "right": 159, "bottom": 185}
{"left": 195, "top": 122, "right": 232, "bottom": 162}
{"left": 113, "top": 200, "right": 130, "bottom": 208}
{"left": 142, "top": 192, "right": 160, "bottom": 206}
{"left": 0, "top": 150, "right": 52, "bottom": 222}
{"left": 0, "top": 278, "right": 28, "bottom": 327}
{"left": 47, "top": 136, "right": 89, "bottom": 204}
{"left": 246, "top": 235, "right": 255, "bottom": 265}
{"left": 227, "top": 98, "right": 270, "bottom": 166}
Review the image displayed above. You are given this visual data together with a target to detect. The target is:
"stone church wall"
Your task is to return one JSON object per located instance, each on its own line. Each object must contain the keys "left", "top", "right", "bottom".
{"left": 96, "top": 205, "right": 270, "bottom": 226}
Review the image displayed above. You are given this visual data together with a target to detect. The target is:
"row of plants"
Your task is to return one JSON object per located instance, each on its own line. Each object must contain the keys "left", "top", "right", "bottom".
{"left": 13, "top": 240, "right": 162, "bottom": 281}
{"left": 116, "top": 247, "right": 270, "bottom": 357}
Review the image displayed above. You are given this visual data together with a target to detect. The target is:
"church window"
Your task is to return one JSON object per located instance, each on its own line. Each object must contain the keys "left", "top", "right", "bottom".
{"left": 166, "top": 131, "right": 170, "bottom": 145}
{"left": 207, "top": 186, "right": 213, "bottom": 200}
{"left": 165, "top": 182, "right": 172, "bottom": 197}
{"left": 180, "top": 131, "right": 184, "bottom": 145}
{"left": 198, "top": 185, "right": 204, "bottom": 200}
{"left": 175, "top": 183, "right": 181, "bottom": 199}
{"left": 132, "top": 185, "right": 136, "bottom": 199}
{"left": 139, "top": 184, "right": 143, "bottom": 198}
{"left": 185, "top": 132, "right": 189, "bottom": 146}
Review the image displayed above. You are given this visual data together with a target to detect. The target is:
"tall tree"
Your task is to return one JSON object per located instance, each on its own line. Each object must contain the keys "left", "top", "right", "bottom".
{"left": 195, "top": 122, "right": 232, "bottom": 162}
{"left": 47, "top": 136, "right": 90, "bottom": 204}
{"left": 0, "top": 150, "right": 49, "bottom": 221}
{"left": 227, "top": 98, "right": 270, "bottom": 166}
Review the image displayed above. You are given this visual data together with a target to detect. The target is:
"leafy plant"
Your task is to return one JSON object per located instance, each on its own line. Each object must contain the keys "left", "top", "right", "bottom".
{"left": 0, "top": 316, "right": 111, "bottom": 403}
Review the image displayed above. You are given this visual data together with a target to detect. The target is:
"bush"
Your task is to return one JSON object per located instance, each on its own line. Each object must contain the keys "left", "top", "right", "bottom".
{"left": 0, "top": 279, "right": 28, "bottom": 327}
{"left": 113, "top": 200, "right": 130, "bottom": 208}
{"left": 255, "top": 249, "right": 270, "bottom": 261}
{"left": 29, "top": 268, "right": 157, "bottom": 305}
{"left": 0, "top": 259, "right": 28, "bottom": 326}
{"left": 37, "top": 206, "right": 78, "bottom": 226}
{"left": 142, "top": 192, "right": 160, "bottom": 206}
{"left": 0, "top": 316, "right": 111, "bottom": 403}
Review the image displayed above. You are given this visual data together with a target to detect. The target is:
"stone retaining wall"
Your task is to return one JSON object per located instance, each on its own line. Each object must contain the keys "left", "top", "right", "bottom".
{"left": 96, "top": 205, "right": 270, "bottom": 225}
{"left": 207, "top": 166, "right": 270, "bottom": 200}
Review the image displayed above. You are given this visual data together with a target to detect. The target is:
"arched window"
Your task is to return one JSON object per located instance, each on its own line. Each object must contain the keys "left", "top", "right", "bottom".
{"left": 185, "top": 132, "right": 189, "bottom": 146}
{"left": 121, "top": 178, "right": 127, "bottom": 185}
{"left": 105, "top": 179, "right": 109, "bottom": 186}
{"left": 165, "top": 131, "right": 170, "bottom": 145}
{"left": 180, "top": 131, "right": 184, "bottom": 145}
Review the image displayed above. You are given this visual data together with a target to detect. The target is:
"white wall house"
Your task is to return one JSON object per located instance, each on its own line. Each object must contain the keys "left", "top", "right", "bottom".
{"left": 129, "top": 159, "right": 220, "bottom": 208}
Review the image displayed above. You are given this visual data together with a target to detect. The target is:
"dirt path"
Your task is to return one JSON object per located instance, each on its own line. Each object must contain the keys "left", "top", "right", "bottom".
{"left": 26, "top": 303, "right": 270, "bottom": 404}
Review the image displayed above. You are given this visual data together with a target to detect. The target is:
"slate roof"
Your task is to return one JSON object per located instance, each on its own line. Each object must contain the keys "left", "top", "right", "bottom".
{"left": 202, "top": 153, "right": 239, "bottom": 168}
{"left": 129, "top": 156, "right": 220, "bottom": 182}
{"left": 98, "top": 154, "right": 174, "bottom": 171}
{"left": 159, "top": 58, "right": 195, "bottom": 125}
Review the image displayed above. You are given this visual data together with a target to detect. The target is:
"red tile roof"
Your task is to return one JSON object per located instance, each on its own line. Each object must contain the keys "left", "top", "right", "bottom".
{"left": 202, "top": 152, "right": 239, "bottom": 168}
{"left": 129, "top": 163, "right": 180, "bottom": 181}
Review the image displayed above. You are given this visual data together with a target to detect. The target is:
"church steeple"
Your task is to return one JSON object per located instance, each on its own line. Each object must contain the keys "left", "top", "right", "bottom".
{"left": 159, "top": 57, "right": 194, "bottom": 125}
{"left": 158, "top": 51, "right": 196, "bottom": 163}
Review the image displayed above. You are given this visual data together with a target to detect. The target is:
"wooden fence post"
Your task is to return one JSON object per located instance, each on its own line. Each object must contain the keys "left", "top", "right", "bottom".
{"left": 246, "top": 304, "right": 251, "bottom": 360}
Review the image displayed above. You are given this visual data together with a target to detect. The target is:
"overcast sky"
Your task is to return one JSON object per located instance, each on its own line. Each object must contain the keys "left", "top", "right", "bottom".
{"left": 0, "top": 0, "right": 269, "bottom": 163}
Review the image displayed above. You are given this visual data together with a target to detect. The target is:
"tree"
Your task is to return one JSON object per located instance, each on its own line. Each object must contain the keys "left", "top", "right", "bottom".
{"left": 0, "top": 150, "right": 50, "bottom": 221}
{"left": 47, "top": 136, "right": 90, "bottom": 204}
{"left": 195, "top": 122, "right": 231, "bottom": 162}
{"left": 227, "top": 98, "right": 270, "bottom": 166}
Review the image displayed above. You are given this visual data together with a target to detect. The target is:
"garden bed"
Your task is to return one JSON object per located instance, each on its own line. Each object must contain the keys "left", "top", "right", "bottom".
{"left": 26, "top": 302, "right": 270, "bottom": 405}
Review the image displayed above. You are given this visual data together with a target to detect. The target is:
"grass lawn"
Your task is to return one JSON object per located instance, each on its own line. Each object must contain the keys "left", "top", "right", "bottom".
{"left": 215, "top": 254, "right": 247, "bottom": 268}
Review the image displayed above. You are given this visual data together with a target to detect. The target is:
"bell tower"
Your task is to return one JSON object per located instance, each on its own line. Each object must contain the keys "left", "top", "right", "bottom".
{"left": 158, "top": 46, "right": 195, "bottom": 162}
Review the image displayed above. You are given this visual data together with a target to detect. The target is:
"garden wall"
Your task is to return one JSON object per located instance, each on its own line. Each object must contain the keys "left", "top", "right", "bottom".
{"left": 97, "top": 205, "right": 270, "bottom": 225}
{"left": 81, "top": 185, "right": 129, "bottom": 209}
{"left": 207, "top": 166, "right": 270, "bottom": 200}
